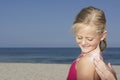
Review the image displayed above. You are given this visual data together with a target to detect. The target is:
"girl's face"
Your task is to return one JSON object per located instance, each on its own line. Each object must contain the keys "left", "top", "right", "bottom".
{"left": 75, "top": 25, "right": 106, "bottom": 53}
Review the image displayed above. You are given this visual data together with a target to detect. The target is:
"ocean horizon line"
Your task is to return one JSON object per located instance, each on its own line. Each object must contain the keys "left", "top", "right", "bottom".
{"left": 0, "top": 47, "right": 120, "bottom": 48}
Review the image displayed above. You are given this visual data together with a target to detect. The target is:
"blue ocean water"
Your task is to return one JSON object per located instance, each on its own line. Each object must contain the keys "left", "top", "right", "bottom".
{"left": 0, "top": 48, "right": 120, "bottom": 65}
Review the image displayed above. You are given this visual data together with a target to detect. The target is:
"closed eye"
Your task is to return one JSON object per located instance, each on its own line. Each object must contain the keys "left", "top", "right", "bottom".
{"left": 76, "top": 36, "right": 82, "bottom": 39}
{"left": 87, "top": 38, "right": 93, "bottom": 41}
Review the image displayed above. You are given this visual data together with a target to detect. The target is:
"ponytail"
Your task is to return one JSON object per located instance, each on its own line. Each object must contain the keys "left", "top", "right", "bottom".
{"left": 100, "top": 38, "right": 107, "bottom": 51}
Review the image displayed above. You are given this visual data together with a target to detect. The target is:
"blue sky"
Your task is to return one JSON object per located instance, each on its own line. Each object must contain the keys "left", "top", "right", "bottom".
{"left": 0, "top": 0, "right": 120, "bottom": 47}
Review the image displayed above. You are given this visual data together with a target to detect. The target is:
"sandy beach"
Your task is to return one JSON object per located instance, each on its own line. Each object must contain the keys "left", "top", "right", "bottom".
{"left": 0, "top": 63, "right": 119, "bottom": 80}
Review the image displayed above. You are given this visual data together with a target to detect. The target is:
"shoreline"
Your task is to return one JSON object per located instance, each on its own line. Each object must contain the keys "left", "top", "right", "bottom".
{"left": 0, "top": 63, "right": 119, "bottom": 80}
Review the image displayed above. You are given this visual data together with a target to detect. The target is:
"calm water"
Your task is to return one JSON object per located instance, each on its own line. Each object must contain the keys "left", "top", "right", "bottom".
{"left": 0, "top": 47, "right": 120, "bottom": 65}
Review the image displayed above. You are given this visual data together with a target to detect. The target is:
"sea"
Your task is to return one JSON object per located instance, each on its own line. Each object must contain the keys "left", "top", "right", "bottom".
{"left": 0, "top": 47, "right": 120, "bottom": 65}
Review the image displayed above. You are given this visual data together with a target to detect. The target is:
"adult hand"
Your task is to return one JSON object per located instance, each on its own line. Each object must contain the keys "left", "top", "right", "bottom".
{"left": 94, "top": 57, "right": 117, "bottom": 80}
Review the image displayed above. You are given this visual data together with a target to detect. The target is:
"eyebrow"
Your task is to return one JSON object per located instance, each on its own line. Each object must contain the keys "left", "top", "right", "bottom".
{"left": 86, "top": 37, "right": 94, "bottom": 38}
{"left": 76, "top": 34, "right": 95, "bottom": 38}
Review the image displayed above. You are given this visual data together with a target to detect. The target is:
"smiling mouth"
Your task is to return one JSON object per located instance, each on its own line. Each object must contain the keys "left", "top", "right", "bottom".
{"left": 82, "top": 45, "right": 90, "bottom": 48}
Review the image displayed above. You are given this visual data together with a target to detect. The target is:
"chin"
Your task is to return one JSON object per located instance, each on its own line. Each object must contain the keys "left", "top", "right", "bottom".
{"left": 81, "top": 49, "right": 91, "bottom": 53}
{"left": 82, "top": 50, "right": 91, "bottom": 53}
{"left": 81, "top": 47, "right": 97, "bottom": 54}
{"left": 81, "top": 47, "right": 94, "bottom": 53}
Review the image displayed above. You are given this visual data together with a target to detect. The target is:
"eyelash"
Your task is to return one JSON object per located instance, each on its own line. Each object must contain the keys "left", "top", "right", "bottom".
{"left": 77, "top": 37, "right": 93, "bottom": 41}
{"left": 77, "top": 36, "right": 82, "bottom": 39}
{"left": 87, "top": 38, "right": 93, "bottom": 41}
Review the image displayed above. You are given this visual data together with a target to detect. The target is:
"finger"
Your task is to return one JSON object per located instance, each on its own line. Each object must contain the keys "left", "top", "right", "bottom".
{"left": 108, "top": 62, "right": 112, "bottom": 69}
{"left": 93, "top": 58, "right": 98, "bottom": 66}
{"left": 95, "top": 67, "right": 105, "bottom": 80}
{"left": 94, "top": 58, "right": 107, "bottom": 71}
{"left": 94, "top": 59, "right": 103, "bottom": 71}
{"left": 95, "top": 57, "right": 106, "bottom": 66}
{"left": 108, "top": 62, "right": 115, "bottom": 74}
{"left": 94, "top": 57, "right": 102, "bottom": 63}
{"left": 94, "top": 57, "right": 105, "bottom": 66}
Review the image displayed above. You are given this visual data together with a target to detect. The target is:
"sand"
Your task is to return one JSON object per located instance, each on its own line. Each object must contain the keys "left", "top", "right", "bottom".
{"left": 0, "top": 63, "right": 119, "bottom": 80}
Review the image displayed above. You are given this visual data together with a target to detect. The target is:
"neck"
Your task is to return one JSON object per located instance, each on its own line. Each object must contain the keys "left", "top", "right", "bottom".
{"left": 89, "top": 47, "right": 101, "bottom": 55}
{"left": 82, "top": 47, "right": 101, "bottom": 55}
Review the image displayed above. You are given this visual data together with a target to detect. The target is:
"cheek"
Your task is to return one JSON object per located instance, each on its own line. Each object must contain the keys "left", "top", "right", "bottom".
{"left": 75, "top": 37, "right": 101, "bottom": 47}
{"left": 76, "top": 38, "right": 81, "bottom": 44}
{"left": 90, "top": 40, "right": 100, "bottom": 46}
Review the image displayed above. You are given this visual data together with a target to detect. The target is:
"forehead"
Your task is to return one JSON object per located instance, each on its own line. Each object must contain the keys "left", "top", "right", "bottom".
{"left": 75, "top": 25, "right": 98, "bottom": 36}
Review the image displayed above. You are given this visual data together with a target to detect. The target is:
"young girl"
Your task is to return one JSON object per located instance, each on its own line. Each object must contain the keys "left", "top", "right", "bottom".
{"left": 67, "top": 6, "right": 107, "bottom": 80}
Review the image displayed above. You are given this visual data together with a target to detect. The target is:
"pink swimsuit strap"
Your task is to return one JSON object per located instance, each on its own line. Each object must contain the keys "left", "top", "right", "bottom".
{"left": 67, "top": 60, "right": 77, "bottom": 80}
{"left": 67, "top": 55, "right": 84, "bottom": 80}
{"left": 67, "top": 53, "right": 103, "bottom": 80}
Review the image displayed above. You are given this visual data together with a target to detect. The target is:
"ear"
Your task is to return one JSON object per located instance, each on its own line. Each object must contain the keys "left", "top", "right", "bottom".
{"left": 100, "top": 31, "right": 107, "bottom": 41}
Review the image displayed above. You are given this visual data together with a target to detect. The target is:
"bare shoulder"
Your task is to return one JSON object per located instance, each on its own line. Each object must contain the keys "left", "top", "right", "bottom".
{"left": 76, "top": 56, "right": 96, "bottom": 80}
{"left": 76, "top": 56, "right": 95, "bottom": 73}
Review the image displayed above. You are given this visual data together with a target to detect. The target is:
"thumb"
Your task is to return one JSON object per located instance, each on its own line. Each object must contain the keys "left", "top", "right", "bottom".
{"left": 108, "top": 62, "right": 112, "bottom": 69}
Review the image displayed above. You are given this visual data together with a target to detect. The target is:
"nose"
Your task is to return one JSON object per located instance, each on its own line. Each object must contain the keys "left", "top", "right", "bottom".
{"left": 81, "top": 39, "right": 87, "bottom": 45}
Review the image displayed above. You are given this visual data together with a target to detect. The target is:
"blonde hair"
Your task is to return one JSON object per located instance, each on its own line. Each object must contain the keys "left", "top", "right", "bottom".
{"left": 72, "top": 6, "right": 107, "bottom": 51}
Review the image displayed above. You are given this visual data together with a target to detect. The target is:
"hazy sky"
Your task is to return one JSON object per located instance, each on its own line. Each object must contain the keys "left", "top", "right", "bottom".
{"left": 0, "top": 0, "right": 120, "bottom": 47}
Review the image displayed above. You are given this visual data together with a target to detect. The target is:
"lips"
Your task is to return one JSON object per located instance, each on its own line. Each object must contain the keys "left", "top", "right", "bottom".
{"left": 81, "top": 45, "right": 90, "bottom": 48}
